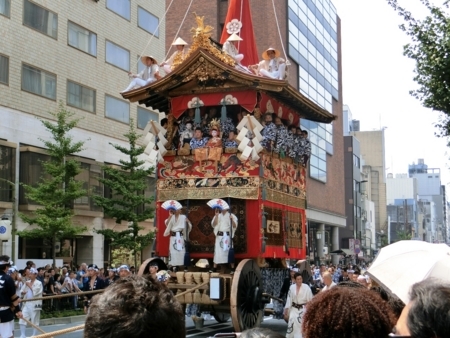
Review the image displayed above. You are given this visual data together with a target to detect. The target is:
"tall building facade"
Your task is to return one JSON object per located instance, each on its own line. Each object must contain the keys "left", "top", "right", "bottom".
{"left": 166, "top": 0, "right": 345, "bottom": 264}
{"left": 0, "top": 0, "right": 165, "bottom": 266}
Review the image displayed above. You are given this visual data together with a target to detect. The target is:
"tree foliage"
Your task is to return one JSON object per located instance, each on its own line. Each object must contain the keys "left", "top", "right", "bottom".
{"left": 93, "top": 121, "right": 155, "bottom": 268}
{"left": 19, "top": 103, "right": 88, "bottom": 267}
{"left": 387, "top": 0, "right": 450, "bottom": 137}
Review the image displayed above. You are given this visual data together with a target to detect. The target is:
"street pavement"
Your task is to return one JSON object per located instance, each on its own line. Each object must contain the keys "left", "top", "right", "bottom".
{"left": 14, "top": 316, "right": 287, "bottom": 337}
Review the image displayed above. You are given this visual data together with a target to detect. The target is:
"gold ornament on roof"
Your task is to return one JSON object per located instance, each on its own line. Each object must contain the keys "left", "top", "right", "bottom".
{"left": 180, "top": 13, "right": 236, "bottom": 68}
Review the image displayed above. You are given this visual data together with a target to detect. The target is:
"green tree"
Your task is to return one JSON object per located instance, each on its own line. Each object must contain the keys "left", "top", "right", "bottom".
{"left": 396, "top": 229, "right": 412, "bottom": 241}
{"left": 387, "top": 0, "right": 450, "bottom": 137}
{"left": 19, "top": 103, "right": 88, "bottom": 267}
{"left": 93, "top": 121, "right": 155, "bottom": 268}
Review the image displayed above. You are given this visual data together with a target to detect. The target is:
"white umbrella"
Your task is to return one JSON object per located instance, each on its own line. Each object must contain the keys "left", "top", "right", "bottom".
{"left": 366, "top": 240, "right": 450, "bottom": 303}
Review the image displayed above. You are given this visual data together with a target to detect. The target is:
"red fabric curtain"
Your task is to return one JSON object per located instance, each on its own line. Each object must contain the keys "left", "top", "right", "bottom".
{"left": 170, "top": 90, "right": 257, "bottom": 118}
{"left": 260, "top": 93, "right": 301, "bottom": 127}
{"left": 220, "top": 0, "right": 260, "bottom": 66}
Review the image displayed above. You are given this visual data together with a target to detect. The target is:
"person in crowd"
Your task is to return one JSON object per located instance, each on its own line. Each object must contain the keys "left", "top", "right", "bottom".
{"left": 179, "top": 120, "right": 194, "bottom": 149}
{"left": 280, "top": 267, "right": 298, "bottom": 300}
{"left": 356, "top": 274, "right": 369, "bottom": 288}
{"left": 210, "top": 205, "right": 238, "bottom": 274}
{"left": 287, "top": 126, "right": 299, "bottom": 161}
{"left": 370, "top": 285, "right": 405, "bottom": 320}
{"left": 105, "top": 268, "right": 118, "bottom": 286}
{"left": 321, "top": 272, "right": 337, "bottom": 291}
{"left": 37, "top": 267, "right": 45, "bottom": 285}
{"left": 0, "top": 256, "right": 22, "bottom": 338}
{"left": 84, "top": 275, "right": 185, "bottom": 338}
{"left": 393, "top": 279, "right": 450, "bottom": 338}
{"left": 19, "top": 267, "right": 43, "bottom": 338}
{"left": 261, "top": 113, "right": 277, "bottom": 151}
{"left": 201, "top": 108, "right": 219, "bottom": 136}
{"left": 69, "top": 270, "right": 82, "bottom": 310}
{"left": 160, "top": 37, "right": 188, "bottom": 74}
{"left": 301, "top": 130, "right": 311, "bottom": 166}
{"left": 164, "top": 206, "right": 192, "bottom": 272}
{"left": 130, "top": 266, "right": 136, "bottom": 275}
{"left": 239, "top": 327, "right": 285, "bottom": 338}
{"left": 9, "top": 266, "right": 23, "bottom": 299}
{"left": 273, "top": 117, "right": 288, "bottom": 157}
{"left": 121, "top": 55, "right": 161, "bottom": 93}
{"left": 222, "top": 32, "right": 244, "bottom": 64}
{"left": 149, "top": 262, "right": 159, "bottom": 280}
{"left": 25, "top": 261, "right": 35, "bottom": 270}
{"left": 254, "top": 48, "right": 287, "bottom": 80}
{"left": 189, "top": 127, "right": 209, "bottom": 149}
{"left": 302, "top": 286, "right": 396, "bottom": 338}
{"left": 283, "top": 273, "right": 313, "bottom": 338}
{"left": 83, "top": 264, "right": 106, "bottom": 314}
{"left": 156, "top": 270, "right": 172, "bottom": 286}
{"left": 223, "top": 129, "right": 238, "bottom": 148}
{"left": 76, "top": 263, "right": 87, "bottom": 291}
{"left": 118, "top": 265, "right": 131, "bottom": 278}
{"left": 338, "top": 267, "right": 349, "bottom": 282}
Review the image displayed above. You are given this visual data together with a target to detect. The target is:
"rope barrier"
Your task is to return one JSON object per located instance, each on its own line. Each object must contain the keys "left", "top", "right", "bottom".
{"left": 31, "top": 324, "right": 85, "bottom": 338}
{"left": 20, "top": 289, "right": 104, "bottom": 303}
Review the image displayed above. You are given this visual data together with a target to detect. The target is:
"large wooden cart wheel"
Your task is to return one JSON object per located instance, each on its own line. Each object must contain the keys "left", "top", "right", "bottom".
{"left": 137, "top": 257, "right": 168, "bottom": 276}
{"left": 230, "top": 259, "right": 264, "bottom": 332}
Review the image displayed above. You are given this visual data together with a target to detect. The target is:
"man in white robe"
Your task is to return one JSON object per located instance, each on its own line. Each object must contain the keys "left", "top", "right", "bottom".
{"left": 164, "top": 208, "right": 192, "bottom": 271}
{"left": 284, "top": 274, "right": 313, "bottom": 338}
{"left": 160, "top": 37, "right": 188, "bottom": 74}
{"left": 19, "top": 268, "right": 43, "bottom": 338}
{"left": 210, "top": 206, "right": 238, "bottom": 274}
{"left": 256, "top": 47, "right": 287, "bottom": 80}
{"left": 121, "top": 55, "right": 160, "bottom": 93}
{"left": 222, "top": 32, "right": 244, "bottom": 64}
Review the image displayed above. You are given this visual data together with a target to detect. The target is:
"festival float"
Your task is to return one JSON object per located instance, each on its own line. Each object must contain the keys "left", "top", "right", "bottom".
{"left": 121, "top": 2, "right": 334, "bottom": 332}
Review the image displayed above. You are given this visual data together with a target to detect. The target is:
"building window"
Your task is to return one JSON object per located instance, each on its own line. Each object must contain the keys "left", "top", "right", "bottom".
{"left": 0, "top": 0, "right": 10, "bottom": 17}
{"left": 105, "top": 95, "right": 129, "bottom": 124}
{"left": 74, "top": 162, "right": 102, "bottom": 212}
{"left": 67, "top": 80, "right": 96, "bottom": 113}
{"left": 0, "top": 54, "right": 8, "bottom": 85}
{"left": 23, "top": 0, "right": 58, "bottom": 39}
{"left": 106, "top": 40, "right": 130, "bottom": 71}
{"left": 137, "top": 107, "right": 159, "bottom": 129}
{"left": 137, "top": 6, "right": 159, "bottom": 37}
{"left": 68, "top": 21, "right": 97, "bottom": 56}
{"left": 106, "top": 0, "right": 130, "bottom": 20}
{"left": 0, "top": 144, "right": 15, "bottom": 203}
{"left": 21, "top": 64, "right": 56, "bottom": 100}
{"left": 19, "top": 151, "right": 50, "bottom": 204}
{"left": 353, "top": 154, "right": 360, "bottom": 168}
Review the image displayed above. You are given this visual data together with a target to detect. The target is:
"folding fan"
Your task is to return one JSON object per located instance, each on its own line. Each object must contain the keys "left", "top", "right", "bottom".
{"left": 161, "top": 200, "right": 183, "bottom": 211}
{"left": 207, "top": 198, "right": 229, "bottom": 210}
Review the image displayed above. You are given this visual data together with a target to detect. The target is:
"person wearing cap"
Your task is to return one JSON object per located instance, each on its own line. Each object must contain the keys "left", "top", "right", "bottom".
{"left": 164, "top": 207, "right": 192, "bottom": 272}
{"left": 211, "top": 205, "right": 238, "bottom": 274}
{"left": 19, "top": 267, "right": 42, "bottom": 338}
{"left": 105, "top": 268, "right": 118, "bottom": 286}
{"left": 0, "top": 256, "right": 22, "bottom": 338}
{"left": 222, "top": 32, "right": 244, "bottom": 64}
{"left": 255, "top": 47, "right": 287, "bottom": 80}
{"left": 83, "top": 264, "right": 105, "bottom": 314}
{"left": 118, "top": 265, "right": 131, "bottom": 278}
{"left": 121, "top": 55, "right": 161, "bottom": 93}
{"left": 160, "top": 37, "right": 188, "bottom": 74}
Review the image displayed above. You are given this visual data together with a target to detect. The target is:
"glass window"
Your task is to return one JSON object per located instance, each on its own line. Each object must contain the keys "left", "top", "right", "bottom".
{"left": 106, "top": 41, "right": 129, "bottom": 71}
{"left": 105, "top": 95, "right": 129, "bottom": 124}
{"left": 0, "top": 144, "right": 15, "bottom": 203}
{"left": 67, "top": 80, "right": 96, "bottom": 113}
{"left": 137, "top": 107, "right": 159, "bottom": 129}
{"left": 138, "top": 6, "right": 159, "bottom": 37}
{"left": 0, "top": 54, "right": 8, "bottom": 85}
{"left": 19, "top": 151, "right": 51, "bottom": 204}
{"left": 106, "top": 0, "right": 130, "bottom": 20}
{"left": 74, "top": 162, "right": 102, "bottom": 212}
{"left": 23, "top": 0, "right": 58, "bottom": 39}
{"left": 21, "top": 64, "right": 56, "bottom": 100}
{"left": 68, "top": 21, "right": 97, "bottom": 56}
{"left": 0, "top": 0, "right": 10, "bottom": 17}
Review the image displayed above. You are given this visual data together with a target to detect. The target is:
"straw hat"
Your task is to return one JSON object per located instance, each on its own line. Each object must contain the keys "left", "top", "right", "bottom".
{"left": 172, "top": 37, "right": 188, "bottom": 46}
{"left": 140, "top": 55, "right": 158, "bottom": 65}
{"left": 262, "top": 47, "right": 280, "bottom": 60}
{"left": 227, "top": 32, "right": 243, "bottom": 42}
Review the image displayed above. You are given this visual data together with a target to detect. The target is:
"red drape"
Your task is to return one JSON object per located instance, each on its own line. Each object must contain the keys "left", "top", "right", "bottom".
{"left": 170, "top": 90, "right": 257, "bottom": 118}
{"left": 260, "top": 93, "right": 301, "bottom": 127}
{"left": 220, "top": 0, "right": 260, "bottom": 67}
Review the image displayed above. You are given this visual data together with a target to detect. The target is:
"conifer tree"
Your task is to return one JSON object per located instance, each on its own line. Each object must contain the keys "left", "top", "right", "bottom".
{"left": 93, "top": 121, "right": 155, "bottom": 268}
{"left": 19, "top": 104, "right": 88, "bottom": 267}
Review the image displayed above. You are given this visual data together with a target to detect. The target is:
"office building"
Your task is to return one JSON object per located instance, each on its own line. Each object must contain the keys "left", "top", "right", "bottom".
{"left": 0, "top": 0, "right": 165, "bottom": 266}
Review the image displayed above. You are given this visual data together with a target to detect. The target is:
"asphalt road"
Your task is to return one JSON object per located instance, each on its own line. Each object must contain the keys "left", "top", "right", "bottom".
{"left": 15, "top": 316, "right": 287, "bottom": 337}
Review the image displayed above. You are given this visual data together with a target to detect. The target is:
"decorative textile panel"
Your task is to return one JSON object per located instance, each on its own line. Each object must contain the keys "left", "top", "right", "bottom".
{"left": 260, "top": 93, "right": 301, "bottom": 127}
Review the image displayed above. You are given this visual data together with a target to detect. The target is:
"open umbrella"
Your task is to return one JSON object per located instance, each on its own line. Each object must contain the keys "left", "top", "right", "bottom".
{"left": 366, "top": 240, "right": 450, "bottom": 303}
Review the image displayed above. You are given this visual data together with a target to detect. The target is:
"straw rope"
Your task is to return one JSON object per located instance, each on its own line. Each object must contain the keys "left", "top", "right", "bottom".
{"left": 173, "top": 281, "right": 209, "bottom": 298}
{"left": 31, "top": 324, "right": 85, "bottom": 338}
{"left": 20, "top": 289, "right": 104, "bottom": 303}
{"left": 21, "top": 317, "right": 49, "bottom": 336}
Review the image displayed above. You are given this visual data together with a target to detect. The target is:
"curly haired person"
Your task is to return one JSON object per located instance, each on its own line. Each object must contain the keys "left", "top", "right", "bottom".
{"left": 302, "top": 286, "right": 396, "bottom": 338}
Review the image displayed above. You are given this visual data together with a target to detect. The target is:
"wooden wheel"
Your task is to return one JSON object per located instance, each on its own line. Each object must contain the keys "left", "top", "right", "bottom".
{"left": 138, "top": 257, "right": 168, "bottom": 276}
{"left": 230, "top": 259, "right": 264, "bottom": 332}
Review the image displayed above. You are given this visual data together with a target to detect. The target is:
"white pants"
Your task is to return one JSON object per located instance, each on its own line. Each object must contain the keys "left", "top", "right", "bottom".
{"left": 122, "top": 77, "right": 155, "bottom": 92}
{"left": 0, "top": 320, "right": 14, "bottom": 338}
{"left": 233, "top": 54, "right": 244, "bottom": 63}
{"left": 19, "top": 305, "right": 40, "bottom": 326}
{"left": 163, "top": 64, "right": 172, "bottom": 74}
{"left": 260, "top": 63, "right": 286, "bottom": 80}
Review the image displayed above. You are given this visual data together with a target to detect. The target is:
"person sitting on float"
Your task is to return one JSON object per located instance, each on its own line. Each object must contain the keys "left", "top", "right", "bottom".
{"left": 160, "top": 37, "right": 188, "bottom": 75}
{"left": 121, "top": 55, "right": 161, "bottom": 93}
{"left": 222, "top": 32, "right": 244, "bottom": 64}
{"left": 251, "top": 47, "right": 287, "bottom": 80}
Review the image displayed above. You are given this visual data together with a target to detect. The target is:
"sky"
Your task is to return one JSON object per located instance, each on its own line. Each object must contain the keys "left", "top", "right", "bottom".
{"left": 332, "top": 0, "right": 450, "bottom": 186}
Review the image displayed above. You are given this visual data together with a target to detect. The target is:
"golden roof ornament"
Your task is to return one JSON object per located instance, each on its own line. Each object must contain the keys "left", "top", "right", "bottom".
{"left": 181, "top": 13, "right": 236, "bottom": 68}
